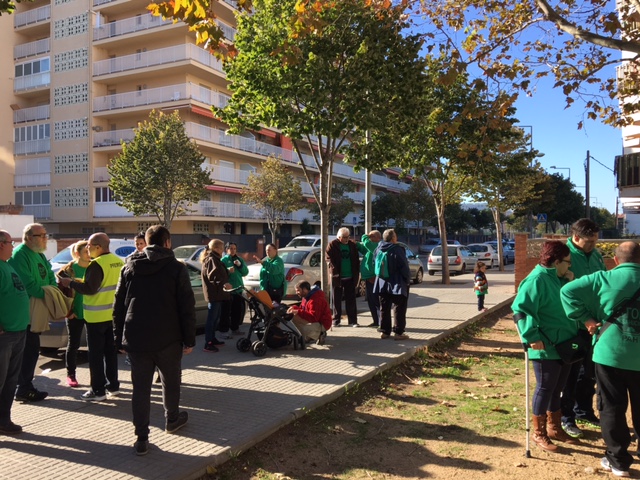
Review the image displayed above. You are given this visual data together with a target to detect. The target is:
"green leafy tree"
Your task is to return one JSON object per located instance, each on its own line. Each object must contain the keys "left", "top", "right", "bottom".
{"left": 418, "top": 0, "right": 640, "bottom": 127}
{"left": 242, "top": 156, "right": 304, "bottom": 244}
{"left": 466, "top": 208, "right": 494, "bottom": 233}
{"left": 214, "top": 0, "right": 425, "bottom": 289}
{"left": 399, "top": 180, "right": 437, "bottom": 233}
{"left": 108, "top": 110, "right": 210, "bottom": 229}
{"left": 590, "top": 207, "right": 617, "bottom": 230}
{"left": 0, "top": 0, "right": 29, "bottom": 15}
{"left": 372, "top": 192, "right": 405, "bottom": 231}
{"left": 308, "top": 181, "right": 356, "bottom": 235}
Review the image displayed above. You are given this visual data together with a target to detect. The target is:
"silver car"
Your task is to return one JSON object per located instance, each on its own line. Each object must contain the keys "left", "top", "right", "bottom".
{"left": 245, "top": 247, "right": 322, "bottom": 300}
{"left": 427, "top": 245, "right": 477, "bottom": 276}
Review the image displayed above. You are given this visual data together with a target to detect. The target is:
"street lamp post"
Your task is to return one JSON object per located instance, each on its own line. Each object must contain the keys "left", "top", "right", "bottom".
{"left": 550, "top": 166, "right": 571, "bottom": 180}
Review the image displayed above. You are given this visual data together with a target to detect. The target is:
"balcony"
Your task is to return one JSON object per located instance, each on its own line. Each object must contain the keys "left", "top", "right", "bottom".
{"left": 14, "top": 172, "right": 51, "bottom": 188}
{"left": 14, "top": 38, "right": 50, "bottom": 60}
{"left": 93, "top": 167, "right": 111, "bottom": 182}
{"left": 14, "top": 105, "right": 50, "bottom": 124}
{"left": 192, "top": 201, "right": 313, "bottom": 222}
{"left": 216, "top": 20, "right": 236, "bottom": 41}
{"left": 94, "top": 202, "right": 133, "bottom": 217}
{"left": 14, "top": 72, "right": 50, "bottom": 92}
{"left": 23, "top": 205, "right": 51, "bottom": 220}
{"left": 14, "top": 5, "right": 51, "bottom": 29}
{"left": 93, "top": 43, "right": 223, "bottom": 77}
{"left": 210, "top": 165, "right": 251, "bottom": 185}
{"left": 93, "top": 82, "right": 229, "bottom": 112}
{"left": 14, "top": 138, "right": 50, "bottom": 156}
{"left": 93, "top": 12, "right": 173, "bottom": 41}
{"left": 93, "top": 128, "right": 135, "bottom": 147}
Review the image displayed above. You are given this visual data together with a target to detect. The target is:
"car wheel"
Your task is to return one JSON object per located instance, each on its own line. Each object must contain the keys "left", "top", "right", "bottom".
{"left": 428, "top": 270, "right": 435, "bottom": 276}
{"left": 414, "top": 268, "right": 423, "bottom": 284}
{"left": 460, "top": 263, "right": 466, "bottom": 275}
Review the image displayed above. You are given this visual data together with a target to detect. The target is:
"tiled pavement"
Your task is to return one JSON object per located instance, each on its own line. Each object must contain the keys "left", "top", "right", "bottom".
{"left": 2, "top": 270, "right": 516, "bottom": 480}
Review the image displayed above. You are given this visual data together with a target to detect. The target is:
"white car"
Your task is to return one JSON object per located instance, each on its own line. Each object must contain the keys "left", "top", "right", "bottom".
{"left": 467, "top": 243, "right": 500, "bottom": 269}
{"left": 245, "top": 247, "right": 322, "bottom": 300}
{"left": 48, "top": 239, "right": 137, "bottom": 273}
{"left": 427, "top": 245, "right": 477, "bottom": 276}
{"left": 285, "top": 235, "right": 322, "bottom": 248}
{"left": 174, "top": 244, "right": 205, "bottom": 263}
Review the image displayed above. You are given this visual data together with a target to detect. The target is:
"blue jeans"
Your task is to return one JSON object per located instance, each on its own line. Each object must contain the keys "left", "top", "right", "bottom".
{"left": 205, "top": 302, "right": 222, "bottom": 344}
{"left": 0, "top": 330, "right": 26, "bottom": 424}
{"left": 532, "top": 359, "right": 571, "bottom": 416}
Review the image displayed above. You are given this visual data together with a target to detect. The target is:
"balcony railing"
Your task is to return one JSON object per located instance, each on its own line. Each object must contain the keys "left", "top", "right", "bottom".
{"left": 14, "top": 105, "right": 50, "bottom": 124}
{"left": 14, "top": 5, "right": 51, "bottom": 28}
{"left": 210, "top": 165, "right": 251, "bottom": 185}
{"left": 14, "top": 173, "right": 51, "bottom": 188}
{"left": 94, "top": 202, "right": 133, "bottom": 218}
{"left": 93, "top": 82, "right": 229, "bottom": 112}
{"left": 14, "top": 72, "right": 50, "bottom": 92}
{"left": 23, "top": 205, "right": 51, "bottom": 219}
{"left": 14, "top": 38, "right": 50, "bottom": 60}
{"left": 94, "top": 167, "right": 111, "bottom": 182}
{"left": 93, "top": 128, "right": 135, "bottom": 147}
{"left": 93, "top": 12, "right": 173, "bottom": 41}
{"left": 216, "top": 20, "right": 236, "bottom": 41}
{"left": 14, "top": 139, "right": 50, "bottom": 156}
{"left": 93, "top": 43, "right": 223, "bottom": 77}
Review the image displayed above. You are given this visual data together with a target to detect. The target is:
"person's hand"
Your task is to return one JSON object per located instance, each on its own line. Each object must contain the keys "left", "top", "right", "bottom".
{"left": 563, "top": 270, "right": 575, "bottom": 281}
{"left": 228, "top": 266, "right": 234, "bottom": 274}
{"left": 252, "top": 255, "right": 262, "bottom": 264}
{"left": 585, "top": 319, "right": 602, "bottom": 335}
{"left": 223, "top": 282, "right": 233, "bottom": 291}
{"left": 234, "top": 259, "right": 241, "bottom": 267}
{"left": 530, "top": 340, "right": 544, "bottom": 350}
{"left": 183, "top": 346, "right": 193, "bottom": 355}
{"left": 58, "top": 276, "right": 72, "bottom": 288}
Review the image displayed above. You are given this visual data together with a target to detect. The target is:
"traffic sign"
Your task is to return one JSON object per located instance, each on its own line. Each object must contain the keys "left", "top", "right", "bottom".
{"left": 537, "top": 213, "right": 547, "bottom": 223}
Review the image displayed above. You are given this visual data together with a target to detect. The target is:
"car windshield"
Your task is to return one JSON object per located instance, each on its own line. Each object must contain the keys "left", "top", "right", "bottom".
{"left": 432, "top": 246, "right": 458, "bottom": 256}
{"left": 468, "top": 245, "right": 488, "bottom": 253}
{"left": 287, "top": 238, "right": 316, "bottom": 247}
{"left": 279, "top": 250, "right": 309, "bottom": 265}
{"left": 174, "top": 246, "right": 202, "bottom": 260}
{"left": 50, "top": 248, "right": 73, "bottom": 264}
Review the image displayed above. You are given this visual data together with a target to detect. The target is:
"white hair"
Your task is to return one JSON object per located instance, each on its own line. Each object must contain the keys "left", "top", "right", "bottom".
{"left": 337, "top": 227, "right": 350, "bottom": 239}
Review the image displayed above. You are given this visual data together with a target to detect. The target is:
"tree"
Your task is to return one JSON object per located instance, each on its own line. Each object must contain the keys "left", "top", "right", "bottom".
{"left": 242, "top": 156, "right": 304, "bottom": 244}
{"left": 213, "top": 0, "right": 425, "bottom": 290}
{"left": 372, "top": 192, "right": 405, "bottom": 231}
{"left": 308, "top": 181, "right": 356, "bottom": 235}
{"left": 398, "top": 180, "right": 437, "bottom": 235}
{"left": 467, "top": 130, "right": 542, "bottom": 270}
{"left": 418, "top": 0, "right": 640, "bottom": 127}
{"left": 108, "top": 110, "right": 210, "bottom": 229}
{"left": 0, "top": 0, "right": 28, "bottom": 15}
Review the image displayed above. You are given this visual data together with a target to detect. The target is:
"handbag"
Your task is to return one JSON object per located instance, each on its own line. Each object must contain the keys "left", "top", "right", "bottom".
{"left": 551, "top": 329, "right": 592, "bottom": 365}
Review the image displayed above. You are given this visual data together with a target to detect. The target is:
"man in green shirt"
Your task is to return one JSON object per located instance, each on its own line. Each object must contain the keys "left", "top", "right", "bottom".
{"left": 8, "top": 223, "right": 56, "bottom": 403}
{"left": 326, "top": 227, "right": 360, "bottom": 327}
{"left": 0, "top": 230, "right": 30, "bottom": 433}
{"left": 561, "top": 218, "right": 606, "bottom": 438}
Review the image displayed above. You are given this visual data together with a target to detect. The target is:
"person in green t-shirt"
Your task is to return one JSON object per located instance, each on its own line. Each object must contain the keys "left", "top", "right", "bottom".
{"left": 57, "top": 240, "right": 91, "bottom": 388}
{"left": 0, "top": 229, "right": 30, "bottom": 434}
{"left": 326, "top": 227, "right": 360, "bottom": 327}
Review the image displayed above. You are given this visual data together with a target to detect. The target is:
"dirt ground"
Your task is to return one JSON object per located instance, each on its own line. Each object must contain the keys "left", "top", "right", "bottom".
{"left": 205, "top": 309, "right": 638, "bottom": 480}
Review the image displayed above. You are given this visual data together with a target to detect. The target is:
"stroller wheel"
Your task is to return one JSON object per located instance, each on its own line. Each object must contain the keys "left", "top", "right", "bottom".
{"left": 299, "top": 336, "right": 306, "bottom": 350}
{"left": 237, "top": 338, "right": 251, "bottom": 352}
{"left": 251, "top": 340, "right": 268, "bottom": 357}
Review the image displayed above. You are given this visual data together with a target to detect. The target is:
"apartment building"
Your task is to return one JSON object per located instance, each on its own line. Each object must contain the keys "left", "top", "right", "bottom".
{"left": 2, "top": 0, "right": 410, "bottom": 239}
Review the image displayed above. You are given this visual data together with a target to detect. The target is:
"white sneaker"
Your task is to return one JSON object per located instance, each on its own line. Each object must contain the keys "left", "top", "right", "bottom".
{"left": 81, "top": 390, "right": 106, "bottom": 402}
{"left": 106, "top": 390, "right": 120, "bottom": 398}
{"left": 601, "top": 457, "right": 630, "bottom": 477}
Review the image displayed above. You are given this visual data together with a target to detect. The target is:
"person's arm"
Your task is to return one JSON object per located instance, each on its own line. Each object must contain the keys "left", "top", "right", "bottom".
{"left": 176, "top": 264, "right": 197, "bottom": 348}
{"left": 112, "top": 270, "right": 127, "bottom": 349}
{"left": 69, "top": 262, "right": 104, "bottom": 295}
{"left": 512, "top": 278, "right": 544, "bottom": 346}
{"left": 296, "top": 297, "right": 319, "bottom": 323}
{"left": 9, "top": 250, "right": 47, "bottom": 299}
{"left": 262, "top": 257, "right": 284, "bottom": 286}
{"left": 561, "top": 274, "right": 600, "bottom": 326}
{"left": 237, "top": 257, "right": 249, "bottom": 277}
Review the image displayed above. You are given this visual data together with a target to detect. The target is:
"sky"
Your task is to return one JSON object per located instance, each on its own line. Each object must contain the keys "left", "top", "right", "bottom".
{"left": 513, "top": 77, "right": 621, "bottom": 215}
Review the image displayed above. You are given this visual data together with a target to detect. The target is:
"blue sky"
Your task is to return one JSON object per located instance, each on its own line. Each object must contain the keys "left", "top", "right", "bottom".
{"left": 513, "top": 77, "right": 621, "bottom": 215}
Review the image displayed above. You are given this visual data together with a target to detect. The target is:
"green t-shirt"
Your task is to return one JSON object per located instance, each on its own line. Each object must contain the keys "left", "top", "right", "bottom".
{"left": 71, "top": 262, "right": 87, "bottom": 319}
{"left": 0, "top": 260, "right": 30, "bottom": 332}
{"left": 340, "top": 243, "right": 352, "bottom": 278}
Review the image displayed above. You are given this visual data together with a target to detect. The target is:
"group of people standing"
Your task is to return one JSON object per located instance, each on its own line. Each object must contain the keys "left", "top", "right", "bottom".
{"left": 513, "top": 218, "right": 640, "bottom": 477}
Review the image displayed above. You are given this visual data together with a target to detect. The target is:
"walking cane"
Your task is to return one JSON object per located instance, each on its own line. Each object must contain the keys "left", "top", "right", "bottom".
{"left": 513, "top": 313, "right": 531, "bottom": 458}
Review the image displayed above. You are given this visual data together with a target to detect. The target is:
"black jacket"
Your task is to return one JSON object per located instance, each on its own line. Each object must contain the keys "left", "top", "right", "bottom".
{"left": 373, "top": 242, "right": 411, "bottom": 297}
{"left": 113, "top": 245, "right": 196, "bottom": 352}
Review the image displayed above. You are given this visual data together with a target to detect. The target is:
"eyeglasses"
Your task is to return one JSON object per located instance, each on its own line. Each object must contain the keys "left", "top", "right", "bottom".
{"left": 561, "top": 259, "right": 572, "bottom": 266}
{"left": 0, "top": 240, "right": 14, "bottom": 246}
{"left": 30, "top": 233, "right": 49, "bottom": 239}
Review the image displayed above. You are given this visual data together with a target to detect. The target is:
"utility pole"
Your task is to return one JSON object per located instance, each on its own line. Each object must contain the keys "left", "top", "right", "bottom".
{"left": 585, "top": 150, "right": 590, "bottom": 219}
{"left": 365, "top": 130, "right": 372, "bottom": 232}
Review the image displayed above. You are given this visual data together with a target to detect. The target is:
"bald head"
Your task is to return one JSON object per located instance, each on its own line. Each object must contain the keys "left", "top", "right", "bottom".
{"left": 614, "top": 241, "right": 640, "bottom": 265}
{"left": 368, "top": 230, "right": 381, "bottom": 242}
{"left": 89, "top": 233, "right": 110, "bottom": 252}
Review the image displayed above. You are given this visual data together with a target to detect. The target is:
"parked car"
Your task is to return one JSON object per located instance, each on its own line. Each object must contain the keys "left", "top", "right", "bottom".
{"left": 427, "top": 245, "right": 477, "bottom": 276}
{"left": 244, "top": 246, "right": 323, "bottom": 300}
{"left": 286, "top": 235, "right": 322, "bottom": 248}
{"left": 173, "top": 244, "right": 205, "bottom": 262}
{"left": 397, "top": 242, "right": 425, "bottom": 284}
{"left": 482, "top": 241, "right": 515, "bottom": 265}
{"left": 49, "top": 239, "right": 137, "bottom": 273}
{"left": 41, "top": 255, "right": 209, "bottom": 352}
{"left": 419, "top": 239, "right": 461, "bottom": 255}
{"left": 467, "top": 243, "right": 499, "bottom": 269}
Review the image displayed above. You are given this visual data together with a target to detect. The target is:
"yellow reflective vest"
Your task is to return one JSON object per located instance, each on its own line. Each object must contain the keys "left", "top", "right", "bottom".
{"left": 83, "top": 253, "right": 124, "bottom": 324}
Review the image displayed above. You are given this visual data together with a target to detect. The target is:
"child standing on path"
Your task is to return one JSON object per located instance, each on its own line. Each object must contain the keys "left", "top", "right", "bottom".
{"left": 473, "top": 262, "right": 488, "bottom": 312}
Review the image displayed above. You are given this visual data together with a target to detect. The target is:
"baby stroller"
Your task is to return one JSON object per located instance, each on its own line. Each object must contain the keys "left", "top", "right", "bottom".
{"left": 234, "top": 287, "right": 306, "bottom": 357}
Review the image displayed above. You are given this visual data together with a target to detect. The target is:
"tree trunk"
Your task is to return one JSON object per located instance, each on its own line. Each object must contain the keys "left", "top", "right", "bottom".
{"left": 492, "top": 208, "right": 504, "bottom": 272}
{"left": 435, "top": 200, "right": 451, "bottom": 285}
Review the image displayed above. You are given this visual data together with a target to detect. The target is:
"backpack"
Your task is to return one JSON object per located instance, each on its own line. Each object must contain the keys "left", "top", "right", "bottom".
{"left": 374, "top": 248, "right": 390, "bottom": 279}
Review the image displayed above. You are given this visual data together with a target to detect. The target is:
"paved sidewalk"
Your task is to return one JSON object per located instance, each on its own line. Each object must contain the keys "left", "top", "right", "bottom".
{"left": 2, "top": 270, "right": 515, "bottom": 480}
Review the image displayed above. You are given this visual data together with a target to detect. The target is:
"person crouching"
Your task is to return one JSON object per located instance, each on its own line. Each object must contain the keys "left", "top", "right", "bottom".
{"left": 287, "top": 281, "right": 332, "bottom": 345}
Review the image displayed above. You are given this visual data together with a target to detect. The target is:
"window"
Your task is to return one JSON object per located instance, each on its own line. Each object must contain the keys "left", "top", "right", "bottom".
{"left": 95, "top": 187, "right": 115, "bottom": 203}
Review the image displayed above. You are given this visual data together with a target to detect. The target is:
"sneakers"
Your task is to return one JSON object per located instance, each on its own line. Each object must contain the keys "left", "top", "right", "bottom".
{"left": 124, "top": 355, "right": 131, "bottom": 366}
{"left": 203, "top": 342, "right": 219, "bottom": 353}
{"left": 66, "top": 375, "right": 79, "bottom": 388}
{"left": 394, "top": 333, "right": 410, "bottom": 341}
{"left": 601, "top": 457, "right": 630, "bottom": 477}
{"left": 0, "top": 422, "right": 23, "bottom": 435}
{"left": 211, "top": 338, "right": 225, "bottom": 346}
{"left": 332, "top": 322, "right": 341, "bottom": 327}
{"left": 166, "top": 411, "right": 188, "bottom": 434}
{"left": 107, "top": 389, "right": 120, "bottom": 398}
{"left": 367, "top": 322, "right": 379, "bottom": 328}
{"left": 15, "top": 389, "right": 48, "bottom": 403}
{"left": 316, "top": 332, "right": 327, "bottom": 346}
{"left": 350, "top": 323, "right": 359, "bottom": 328}
{"left": 221, "top": 332, "right": 234, "bottom": 339}
{"left": 380, "top": 333, "right": 391, "bottom": 339}
{"left": 81, "top": 390, "right": 106, "bottom": 402}
{"left": 576, "top": 414, "right": 600, "bottom": 428}
{"left": 134, "top": 439, "right": 149, "bottom": 456}
{"left": 562, "top": 422, "right": 584, "bottom": 438}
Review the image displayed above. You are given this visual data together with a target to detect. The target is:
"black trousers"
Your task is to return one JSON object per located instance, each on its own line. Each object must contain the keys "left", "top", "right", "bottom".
{"left": 66, "top": 317, "right": 85, "bottom": 377}
{"left": 561, "top": 346, "right": 596, "bottom": 424}
{"left": 129, "top": 342, "right": 183, "bottom": 440}
{"left": 331, "top": 277, "right": 357, "bottom": 325}
{"left": 16, "top": 328, "right": 40, "bottom": 395}
{"left": 379, "top": 293, "right": 408, "bottom": 336}
{"left": 86, "top": 321, "right": 119, "bottom": 396}
{"left": 219, "top": 295, "right": 246, "bottom": 332}
{"left": 595, "top": 363, "right": 640, "bottom": 472}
